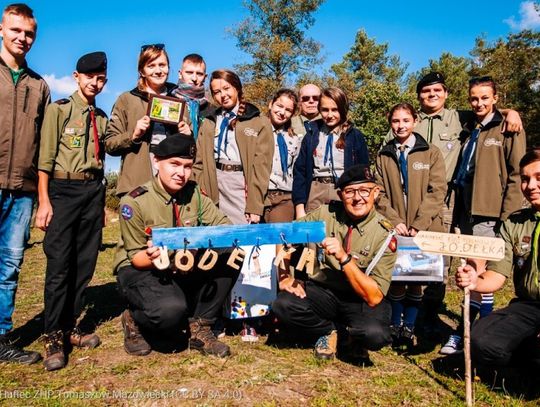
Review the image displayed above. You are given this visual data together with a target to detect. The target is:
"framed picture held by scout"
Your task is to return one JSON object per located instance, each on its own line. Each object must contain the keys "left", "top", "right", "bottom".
{"left": 147, "top": 95, "right": 186, "bottom": 124}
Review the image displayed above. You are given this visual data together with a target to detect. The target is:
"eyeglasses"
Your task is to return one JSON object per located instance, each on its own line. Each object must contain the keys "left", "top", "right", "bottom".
{"left": 300, "top": 95, "right": 320, "bottom": 102}
{"left": 141, "top": 43, "right": 165, "bottom": 52}
{"left": 341, "top": 187, "right": 376, "bottom": 199}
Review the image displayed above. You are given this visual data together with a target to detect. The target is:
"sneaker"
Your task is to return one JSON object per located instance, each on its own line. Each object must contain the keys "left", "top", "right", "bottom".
{"left": 189, "top": 318, "right": 230, "bottom": 357}
{"left": 440, "top": 334, "right": 463, "bottom": 355}
{"left": 240, "top": 325, "right": 259, "bottom": 343}
{"left": 0, "top": 334, "right": 41, "bottom": 365}
{"left": 69, "top": 327, "right": 101, "bottom": 349}
{"left": 42, "top": 331, "right": 65, "bottom": 371}
{"left": 121, "top": 310, "right": 151, "bottom": 356}
{"left": 314, "top": 330, "right": 338, "bottom": 360}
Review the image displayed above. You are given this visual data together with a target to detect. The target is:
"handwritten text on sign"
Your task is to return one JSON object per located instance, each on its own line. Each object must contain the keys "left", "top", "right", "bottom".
{"left": 413, "top": 231, "right": 505, "bottom": 261}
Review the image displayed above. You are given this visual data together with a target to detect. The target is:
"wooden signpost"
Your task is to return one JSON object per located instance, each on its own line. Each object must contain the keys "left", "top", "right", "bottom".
{"left": 413, "top": 231, "right": 505, "bottom": 407}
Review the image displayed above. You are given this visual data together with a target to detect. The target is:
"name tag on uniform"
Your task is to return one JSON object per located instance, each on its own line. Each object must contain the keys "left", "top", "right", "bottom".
{"left": 70, "top": 136, "right": 82, "bottom": 148}
{"left": 65, "top": 127, "right": 75, "bottom": 135}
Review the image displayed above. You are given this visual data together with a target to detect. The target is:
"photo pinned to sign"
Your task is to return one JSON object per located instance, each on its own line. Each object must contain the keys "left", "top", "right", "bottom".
{"left": 392, "top": 236, "right": 444, "bottom": 282}
{"left": 230, "top": 244, "right": 277, "bottom": 319}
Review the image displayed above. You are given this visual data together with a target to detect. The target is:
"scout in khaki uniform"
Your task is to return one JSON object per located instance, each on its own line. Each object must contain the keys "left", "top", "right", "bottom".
{"left": 272, "top": 164, "right": 397, "bottom": 362}
{"left": 456, "top": 149, "right": 540, "bottom": 369}
{"left": 35, "top": 52, "right": 108, "bottom": 371}
{"left": 115, "top": 134, "right": 239, "bottom": 358}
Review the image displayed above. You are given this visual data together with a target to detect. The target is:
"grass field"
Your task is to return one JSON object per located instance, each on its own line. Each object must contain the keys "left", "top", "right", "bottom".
{"left": 1, "top": 220, "right": 539, "bottom": 407}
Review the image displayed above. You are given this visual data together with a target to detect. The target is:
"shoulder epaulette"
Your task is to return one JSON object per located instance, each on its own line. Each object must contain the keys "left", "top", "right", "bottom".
{"left": 128, "top": 186, "right": 148, "bottom": 198}
{"left": 54, "top": 98, "right": 70, "bottom": 105}
{"left": 378, "top": 217, "right": 394, "bottom": 232}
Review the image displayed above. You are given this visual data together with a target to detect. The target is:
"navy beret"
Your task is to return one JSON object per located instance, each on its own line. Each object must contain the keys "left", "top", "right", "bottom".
{"left": 416, "top": 71, "right": 446, "bottom": 94}
{"left": 335, "top": 164, "right": 375, "bottom": 189}
{"left": 76, "top": 51, "right": 107, "bottom": 74}
{"left": 153, "top": 134, "right": 196, "bottom": 159}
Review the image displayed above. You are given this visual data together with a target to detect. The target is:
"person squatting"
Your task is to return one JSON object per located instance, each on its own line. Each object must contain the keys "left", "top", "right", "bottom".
{"left": 0, "top": 2, "right": 537, "bottom": 377}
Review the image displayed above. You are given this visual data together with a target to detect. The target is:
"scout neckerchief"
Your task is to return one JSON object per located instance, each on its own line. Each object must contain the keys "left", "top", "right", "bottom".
{"left": 532, "top": 212, "right": 540, "bottom": 287}
{"left": 172, "top": 82, "right": 206, "bottom": 140}
{"left": 454, "top": 123, "right": 482, "bottom": 187}
{"left": 172, "top": 186, "right": 203, "bottom": 227}
{"left": 344, "top": 224, "right": 353, "bottom": 254}
{"left": 276, "top": 131, "right": 289, "bottom": 180}
{"left": 89, "top": 105, "right": 101, "bottom": 165}
{"left": 216, "top": 111, "right": 236, "bottom": 161}
{"left": 427, "top": 116, "right": 434, "bottom": 143}
{"left": 398, "top": 145, "right": 409, "bottom": 195}
{"left": 323, "top": 130, "right": 338, "bottom": 180}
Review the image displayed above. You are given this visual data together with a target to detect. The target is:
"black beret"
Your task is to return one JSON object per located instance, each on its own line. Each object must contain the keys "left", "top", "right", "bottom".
{"left": 76, "top": 51, "right": 107, "bottom": 73}
{"left": 153, "top": 133, "right": 196, "bottom": 159}
{"left": 335, "top": 164, "right": 375, "bottom": 189}
{"left": 416, "top": 71, "right": 446, "bottom": 94}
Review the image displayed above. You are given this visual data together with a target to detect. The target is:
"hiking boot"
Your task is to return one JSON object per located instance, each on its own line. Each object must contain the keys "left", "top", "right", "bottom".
{"left": 390, "top": 325, "right": 402, "bottom": 349}
{"left": 401, "top": 326, "right": 415, "bottom": 349}
{"left": 42, "top": 331, "right": 65, "bottom": 371}
{"left": 121, "top": 310, "right": 151, "bottom": 356}
{"left": 440, "top": 334, "right": 463, "bottom": 355}
{"left": 189, "top": 318, "right": 230, "bottom": 357}
{"left": 0, "top": 334, "right": 41, "bottom": 365}
{"left": 68, "top": 327, "right": 101, "bottom": 349}
{"left": 314, "top": 330, "right": 337, "bottom": 360}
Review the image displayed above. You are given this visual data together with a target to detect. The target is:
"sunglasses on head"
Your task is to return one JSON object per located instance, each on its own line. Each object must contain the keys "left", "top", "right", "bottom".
{"left": 300, "top": 95, "right": 320, "bottom": 102}
{"left": 140, "top": 43, "right": 165, "bottom": 52}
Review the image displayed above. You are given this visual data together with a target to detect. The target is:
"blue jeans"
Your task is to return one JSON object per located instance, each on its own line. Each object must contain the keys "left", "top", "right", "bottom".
{"left": 0, "top": 190, "right": 34, "bottom": 334}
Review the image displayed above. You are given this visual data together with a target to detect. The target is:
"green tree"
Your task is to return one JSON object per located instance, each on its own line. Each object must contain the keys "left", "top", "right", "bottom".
{"left": 331, "top": 29, "right": 408, "bottom": 156}
{"left": 231, "top": 0, "right": 324, "bottom": 108}
{"left": 470, "top": 30, "right": 540, "bottom": 144}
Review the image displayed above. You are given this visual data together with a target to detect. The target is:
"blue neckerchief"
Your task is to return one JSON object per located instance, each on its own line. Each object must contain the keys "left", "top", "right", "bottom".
{"left": 277, "top": 132, "right": 289, "bottom": 180}
{"left": 455, "top": 124, "right": 481, "bottom": 187}
{"left": 323, "top": 132, "right": 338, "bottom": 179}
{"left": 398, "top": 146, "right": 408, "bottom": 195}
{"left": 189, "top": 100, "right": 200, "bottom": 140}
{"left": 216, "top": 111, "right": 235, "bottom": 159}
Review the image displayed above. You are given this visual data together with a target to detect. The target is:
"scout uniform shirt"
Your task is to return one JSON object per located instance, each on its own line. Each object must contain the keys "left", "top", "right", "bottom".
{"left": 114, "top": 178, "right": 231, "bottom": 273}
{"left": 299, "top": 203, "right": 396, "bottom": 296}
{"left": 39, "top": 92, "right": 107, "bottom": 174}
{"left": 486, "top": 208, "right": 540, "bottom": 301}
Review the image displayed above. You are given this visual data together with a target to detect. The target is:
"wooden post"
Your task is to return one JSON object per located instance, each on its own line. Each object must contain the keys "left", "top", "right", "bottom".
{"left": 463, "top": 282, "right": 473, "bottom": 406}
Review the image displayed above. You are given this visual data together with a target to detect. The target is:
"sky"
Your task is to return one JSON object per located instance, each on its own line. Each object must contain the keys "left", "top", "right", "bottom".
{"left": 7, "top": 0, "right": 540, "bottom": 171}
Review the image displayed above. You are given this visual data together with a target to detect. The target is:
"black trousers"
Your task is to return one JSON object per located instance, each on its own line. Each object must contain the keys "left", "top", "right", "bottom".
{"left": 471, "top": 299, "right": 540, "bottom": 368}
{"left": 117, "top": 255, "right": 239, "bottom": 333}
{"left": 272, "top": 281, "right": 392, "bottom": 350}
{"left": 43, "top": 179, "right": 105, "bottom": 333}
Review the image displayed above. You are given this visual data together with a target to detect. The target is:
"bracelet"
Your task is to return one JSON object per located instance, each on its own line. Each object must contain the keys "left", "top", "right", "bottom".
{"left": 339, "top": 254, "right": 352, "bottom": 268}
{"left": 132, "top": 137, "right": 143, "bottom": 145}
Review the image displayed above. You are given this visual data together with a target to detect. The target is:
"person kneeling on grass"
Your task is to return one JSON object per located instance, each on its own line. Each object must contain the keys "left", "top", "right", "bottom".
{"left": 272, "top": 164, "right": 397, "bottom": 362}
{"left": 455, "top": 149, "right": 540, "bottom": 369}
{"left": 113, "top": 134, "right": 239, "bottom": 358}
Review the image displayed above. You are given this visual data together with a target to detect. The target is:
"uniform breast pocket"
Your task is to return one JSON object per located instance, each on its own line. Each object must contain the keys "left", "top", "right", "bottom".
{"left": 352, "top": 252, "right": 369, "bottom": 269}
{"left": 439, "top": 132, "right": 459, "bottom": 151}
{"left": 63, "top": 127, "right": 85, "bottom": 149}
{"left": 513, "top": 243, "right": 530, "bottom": 269}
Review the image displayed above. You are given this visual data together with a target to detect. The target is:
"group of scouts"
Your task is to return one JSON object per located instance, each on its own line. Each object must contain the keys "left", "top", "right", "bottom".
{"left": 0, "top": 3, "right": 538, "bottom": 376}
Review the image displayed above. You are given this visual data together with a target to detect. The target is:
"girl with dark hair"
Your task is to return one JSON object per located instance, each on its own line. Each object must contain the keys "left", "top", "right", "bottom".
{"left": 441, "top": 76, "right": 527, "bottom": 355}
{"left": 376, "top": 103, "right": 446, "bottom": 349}
{"left": 293, "top": 87, "right": 369, "bottom": 218}
{"left": 193, "top": 69, "right": 273, "bottom": 225}
{"left": 264, "top": 88, "right": 303, "bottom": 223}
{"left": 105, "top": 44, "right": 190, "bottom": 196}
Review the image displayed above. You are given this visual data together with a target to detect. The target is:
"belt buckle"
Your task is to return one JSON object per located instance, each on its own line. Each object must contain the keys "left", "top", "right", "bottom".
{"left": 225, "top": 164, "right": 233, "bottom": 172}
{"left": 84, "top": 172, "right": 93, "bottom": 181}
